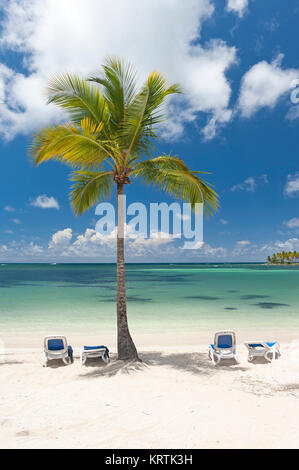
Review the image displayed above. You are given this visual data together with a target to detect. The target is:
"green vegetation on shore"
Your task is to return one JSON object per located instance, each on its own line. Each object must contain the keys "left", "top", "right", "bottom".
{"left": 267, "top": 251, "right": 299, "bottom": 264}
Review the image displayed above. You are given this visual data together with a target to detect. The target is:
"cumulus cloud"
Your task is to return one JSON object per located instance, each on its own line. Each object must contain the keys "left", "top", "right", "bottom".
{"left": 260, "top": 238, "right": 299, "bottom": 253}
{"left": 226, "top": 0, "right": 248, "bottom": 18}
{"left": 284, "top": 218, "right": 299, "bottom": 229}
{"left": 238, "top": 54, "right": 299, "bottom": 117}
{"left": 30, "top": 194, "right": 60, "bottom": 210}
{"left": 48, "top": 228, "right": 72, "bottom": 250}
{"left": 284, "top": 173, "right": 299, "bottom": 197}
{"left": 187, "top": 240, "right": 227, "bottom": 257}
{"left": 0, "top": 0, "right": 237, "bottom": 141}
{"left": 231, "top": 176, "right": 256, "bottom": 192}
{"left": 0, "top": 225, "right": 229, "bottom": 261}
{"left": 219, "top": 219, "right": 228, "bottom": 225}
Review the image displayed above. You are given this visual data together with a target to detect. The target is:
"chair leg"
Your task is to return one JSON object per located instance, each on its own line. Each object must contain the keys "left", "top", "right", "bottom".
{"left": 43, "top": 354, "right": 48, "bottom": 367}
{"left": 211, "top": 352, "right": 220, "bottom": 366}
{"left": 265, "top": 351, "right": 272, "bottom": 362}
{"left": 102, "top": 354, "right": 109, "bottom": 364}
{"left": 234, "top": 354, "right": 240, "bottom": 364}
{"left": 276, "top": 345, "right": 281, "bottom": 358}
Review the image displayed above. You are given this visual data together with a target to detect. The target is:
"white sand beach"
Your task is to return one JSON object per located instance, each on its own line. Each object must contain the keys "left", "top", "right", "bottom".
{"left": 1, "top": 333, "right": 299, "bottom": 449}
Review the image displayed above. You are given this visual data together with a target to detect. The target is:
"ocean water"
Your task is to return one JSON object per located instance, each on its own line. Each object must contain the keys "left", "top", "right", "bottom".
{"left": 0, "top": 263, "right": 299, "bottom": 335}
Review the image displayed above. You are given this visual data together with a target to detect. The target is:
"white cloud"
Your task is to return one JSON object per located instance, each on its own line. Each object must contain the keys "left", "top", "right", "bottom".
{"left": 231, "top": 174, "right": 268, "bottom": 192}
{"left": 231, "top": 176, "right": 256, "bottom": 192}
{"left": 30, "top": 194, "right": 60, "bottom": 210}
{"left": 0, "top": 0, "right": 237, "bottom": 141}
{"left": 219, "top": 218, "right": 228, "bottom": 225}
{"left": 48, "top": 228, "right": 72, "bottom": 250}
{"left": 284, "top": 218, "right": 299, "bottom": 229}
{"left": 187, "top": 240, "right": 227, "bottom": 257}
{"left": 284, "top": 173, "right": 299, "bottom": 197}
{"left": 236, "top": 240, "right": 251, "bottom": 245}
{"left": 4, "top": 229, "right": 13, "bottom": 234}
{"left": 12, "top": 218, "right": 21, "bottom": 224}
{"left": 260, "top": 238, "right": 299, "bottom": 253}
{"left": 238, "top": 54, "right": 299, "bottom": 117}
{"left": 226, "top": 0, "right": 248, "bottom": 18}
{"left": 3, "top": 205, "right": 15, "bottom": 212}
{"left": 286, "top": 105, "right": 299, "bottom": 121}
{"left": 0, "top": 225, "right": 229, "bottom": 261}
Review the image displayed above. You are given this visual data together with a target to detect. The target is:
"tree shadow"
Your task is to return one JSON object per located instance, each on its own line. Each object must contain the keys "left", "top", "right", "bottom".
{"left": 0, "top": 360, "right": 24, "bottom": 366}
{"left": 80, "top": 351, "right": 248, "bottom": 378}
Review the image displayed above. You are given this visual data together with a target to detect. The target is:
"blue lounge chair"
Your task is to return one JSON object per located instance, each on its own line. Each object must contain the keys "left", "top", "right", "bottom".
{"left": 80, "top": 345, "right": 110, "bottom": 365}
{"left": 208, "top": 330, "right": 239, "bottom": 365}
{"left": 244, "top": 341, "right": 281, "bottom": 362}
{"left": 43, "top": 335, "right": 73, "bottom": 366}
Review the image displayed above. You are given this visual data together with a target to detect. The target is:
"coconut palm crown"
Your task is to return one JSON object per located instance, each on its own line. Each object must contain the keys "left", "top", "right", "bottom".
{"left": 30, "top": 57, "right": 219, "bottom": 361}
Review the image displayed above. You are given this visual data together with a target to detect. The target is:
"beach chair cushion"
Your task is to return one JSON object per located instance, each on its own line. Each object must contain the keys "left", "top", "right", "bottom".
{"left": 217, "top": 335, "right": 233, "bottom": 349}
{"left": 83, "top": 345, "right": 109, "bottom": 356}
{"left": 47, "top": 339, "right": 65, "bottom": 351}
{"left": 247, "top": 342, "right": 277, "bottom": 348}
{"left": 210, "top": 344, "right": 215, "bottom": 350}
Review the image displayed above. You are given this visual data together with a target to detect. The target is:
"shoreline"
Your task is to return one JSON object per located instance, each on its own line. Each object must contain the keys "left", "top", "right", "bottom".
{"left": 2, "top": 327, "right": 299, "bottom": 349}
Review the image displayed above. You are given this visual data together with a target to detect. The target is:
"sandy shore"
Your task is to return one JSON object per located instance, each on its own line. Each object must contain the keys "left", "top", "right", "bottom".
{"left": 1, "top": 336, "right": 299, "bottom": 449}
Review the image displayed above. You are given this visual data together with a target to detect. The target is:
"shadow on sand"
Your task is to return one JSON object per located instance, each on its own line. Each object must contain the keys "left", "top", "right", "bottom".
{"left": 79, "top": 351, "right": 249, "bottom": 378}
{"left": 0, "top": 360, "right": 24, "bottom": 366}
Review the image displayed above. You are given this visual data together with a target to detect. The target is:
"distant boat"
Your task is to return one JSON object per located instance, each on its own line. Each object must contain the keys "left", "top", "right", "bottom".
{"left": 50, "top": 263, "right": 57, "bottom": 265}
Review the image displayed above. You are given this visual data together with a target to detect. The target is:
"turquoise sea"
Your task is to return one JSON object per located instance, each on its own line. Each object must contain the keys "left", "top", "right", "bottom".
{"left": 0, "top": 263, "right": 299, "bottom": 336}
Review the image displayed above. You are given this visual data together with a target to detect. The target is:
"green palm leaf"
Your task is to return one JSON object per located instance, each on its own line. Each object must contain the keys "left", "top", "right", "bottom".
{"left": 88, "top": 57, "right": 137, "bottom": 128}
{"left": 133, "top": 156, "right": 218, "bottom": 215}
{"left": 47, "top": 73, "right": 110, "bottom": 133}
{"left": 122, "top": 71, "right": 182, "bottom": 156}
{"left": 30, "top": 118, "right": 115, "bottom": 169}
{"left": 70, "top": 170, "right": 113, "bottom": 215}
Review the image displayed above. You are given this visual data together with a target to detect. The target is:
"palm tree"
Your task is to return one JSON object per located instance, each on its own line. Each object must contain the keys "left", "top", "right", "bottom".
{"left": 30, "top": 58, "right": 218, "bottom": 361}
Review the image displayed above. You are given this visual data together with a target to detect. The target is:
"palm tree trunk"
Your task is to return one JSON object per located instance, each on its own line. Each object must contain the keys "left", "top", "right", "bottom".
{"left": 116, "top": 183, "right": 140, "bottom": 361}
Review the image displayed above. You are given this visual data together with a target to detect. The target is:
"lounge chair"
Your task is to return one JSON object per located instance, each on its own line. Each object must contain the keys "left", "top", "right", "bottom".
{"left": 208, "top": 330, "right": 239, "bottom": 365}
{"left": 244, "top": 341, "right": 281, "bottom": 362}
{"left": 43, "top": 335, "right": 73, "bottom": 367}
{"left": 80, "top": 345, "right": 110, "bottom": 365}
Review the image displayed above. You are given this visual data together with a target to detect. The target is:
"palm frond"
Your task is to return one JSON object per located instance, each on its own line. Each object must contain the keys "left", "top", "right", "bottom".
{"left": 133, "top": 157, "right": 218, "bottom": 216}
{"left": 30, "top": 119, "right": 115, "bottom": 169}
{"left": 70, "top": 170, "right": 113, "bottom": 215}
{"left": 122, "top": 71, "right": 181, "bottom": 156}
{"left": 47, "top": 73, "right": 110, "bottom": 132}
{"left": 88, "top": 57, "right": 137, "bottom": 127}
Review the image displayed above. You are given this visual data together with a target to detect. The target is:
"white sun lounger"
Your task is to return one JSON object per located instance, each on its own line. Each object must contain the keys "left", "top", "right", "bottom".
{"left": 43, "top": 335, "right": 73, "bottom": 367}
{"left": 80, "top": 345, "right": 110, "bottom": 365}
{"left": 208, "top": 330, "right": 239, "bottom": 366}
{"left": 244, "top": 341, "right": 281, "bottom": 362}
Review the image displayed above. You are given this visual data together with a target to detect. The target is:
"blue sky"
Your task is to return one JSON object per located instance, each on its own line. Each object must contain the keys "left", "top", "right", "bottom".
{"left": 0, "top": 0, "right": 299, "bottom": 262}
